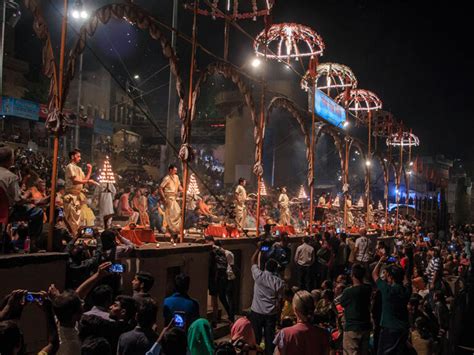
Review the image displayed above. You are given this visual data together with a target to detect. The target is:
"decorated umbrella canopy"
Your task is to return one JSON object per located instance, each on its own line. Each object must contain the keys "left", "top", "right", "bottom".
{"left": 185, "top": 0, "right": 274, "bottom": 20}
{"left": 301, "top": 62, "right": 357, "bottom": 96}
{"left": 335, "top": 89, "right": 382, "bottom": 125}
{"left": 254, "top": 23, "right": 325, "bottom": 62}
{"left": 386, "top": 131, "right": 420, "bottom": 147}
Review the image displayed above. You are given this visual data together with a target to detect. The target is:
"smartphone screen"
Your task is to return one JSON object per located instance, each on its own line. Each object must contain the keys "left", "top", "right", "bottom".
{"left": 423, "top": 237, "right": 430, "bottom": 242}
{"left": 25, "top": 292, "right": 42, "bottom": 303}
{"left": 388, "top": 256, "right": 397, "bottom": 263}
{"left": 173, "top": 312, "right": 186, "bottom": 329}
{"left": 260, "top": 245, "right": 270, "bottom": 252}
{"left": 85, "top": 227, "right": 93, "bottom": 234}
{"left": 109, "top": 264, "right": 125, "bottom": 273}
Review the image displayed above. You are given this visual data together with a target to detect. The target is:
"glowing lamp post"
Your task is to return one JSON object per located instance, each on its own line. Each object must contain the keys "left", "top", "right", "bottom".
{"left": 386, "top": 131, "right": 419, "bottom": 230}
{"left": 336, "top": 89, "right": 382, "bottom": 227}
{"left": 253, "top": 22, "right": 325, "bottom": 234}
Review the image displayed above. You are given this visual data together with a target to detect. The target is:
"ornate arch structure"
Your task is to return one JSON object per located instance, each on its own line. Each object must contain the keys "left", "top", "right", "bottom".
{"left": 266, "top": 97, "right": 312, "bottom": 185}
{"left": 63, "top": 3, "right": 187, "bottom": 124}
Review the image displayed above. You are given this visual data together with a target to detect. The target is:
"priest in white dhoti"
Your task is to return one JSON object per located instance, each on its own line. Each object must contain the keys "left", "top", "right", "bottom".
{"left": 278, "top": 187, "right": 291, "bottom": 225}
{"left": 96, "top": 182, "right": 116, "bottom": 228}
{"left": 64, "top": 149, "right": 94, "bottom": 236}
{"left": 159, "top": 164, "right": 183, "bottom": 234}
{"left": 234, "top": 178, "right": 247, "bottom": 230}
{"left": 346, "top": 196, "right": 354, "bottom": 227}
{"left": 367, "top": 201, "right": 374, "bottom": 225}
{"left": 318, "top": 194, "right": 326, "bottom": 207}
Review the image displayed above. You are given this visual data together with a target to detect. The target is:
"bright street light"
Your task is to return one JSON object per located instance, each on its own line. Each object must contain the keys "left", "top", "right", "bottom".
{"left": 365, "top": 160, "right": 371, "bottom": 167}
{"left": 343, "top": 121, "right": 349, "bottom": 128}
{"left": 71, "top": 0, "right": 88, "bottom": 20}
{"left": 251, "top": 58, "right": 261, "bottom": 68}
{"left": 133, "top": 74, "right": 140, "bottom": 80}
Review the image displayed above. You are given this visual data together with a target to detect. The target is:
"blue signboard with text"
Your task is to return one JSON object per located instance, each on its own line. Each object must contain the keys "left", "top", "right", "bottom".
{"left": 1, "top": 96, "right": 40, "bottom": 121}
{"left": 314, "top": 89, "right": 346, "bottom": 128}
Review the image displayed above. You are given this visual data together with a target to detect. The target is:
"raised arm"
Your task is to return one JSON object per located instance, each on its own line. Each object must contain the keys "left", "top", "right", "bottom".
{"left": 372, "top": 256, "right": 387, "bottom": 282}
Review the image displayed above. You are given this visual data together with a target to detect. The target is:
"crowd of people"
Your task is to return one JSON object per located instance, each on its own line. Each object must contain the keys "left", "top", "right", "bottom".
{"left": 1, "top": 142, "right": 474, "bottom": 354}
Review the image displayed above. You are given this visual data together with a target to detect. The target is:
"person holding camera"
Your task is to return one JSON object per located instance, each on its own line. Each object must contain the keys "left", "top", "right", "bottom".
{"left": 0, "top": 289, "right": 59, "bottom": 355}
{"left": 250, "top": 242, "right": 286, "bottom": 355}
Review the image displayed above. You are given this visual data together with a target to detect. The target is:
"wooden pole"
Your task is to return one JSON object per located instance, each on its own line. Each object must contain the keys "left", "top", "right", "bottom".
{"left": 179, "top": 0, "right": 199, "bottom": 243}
{"left": 255, "top": 86, "right": 265, "bottom": 237}
{"left": 406, "top": 130, "right": 412, "bottom": 215}
{"left": 223, "top": 19, "right": 230, "bottom": 61}
{"left": 255, "top": 17, "right": 269, "bottom": 238}
{"left": 309, "top": 83, "right": 316, "bottom": 231}
{"left": 343, "top": 137, "right": 350, "bottom": 229}
{"left": 366, "top": 111, "right": 372, "bottom": 227}
{"left": 47, "top": 0, "right": 68, "bottom": 251}
{"left": 395, "top": 137, "right": 403, "bottom": 231}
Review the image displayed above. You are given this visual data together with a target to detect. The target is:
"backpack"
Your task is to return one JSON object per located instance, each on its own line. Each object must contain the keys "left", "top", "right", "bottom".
{"left": 213, "top": 247, "right": 228, "bottom": 271}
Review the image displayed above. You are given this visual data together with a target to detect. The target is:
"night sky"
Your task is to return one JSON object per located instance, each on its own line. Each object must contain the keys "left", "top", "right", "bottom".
{"left": 12, "top": 0, "right": 473, "bottom": 163}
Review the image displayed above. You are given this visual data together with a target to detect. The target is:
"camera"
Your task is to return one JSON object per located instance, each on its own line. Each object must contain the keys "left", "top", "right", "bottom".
{"left": 109, "top": 263, "right": 125, "bottom": 273}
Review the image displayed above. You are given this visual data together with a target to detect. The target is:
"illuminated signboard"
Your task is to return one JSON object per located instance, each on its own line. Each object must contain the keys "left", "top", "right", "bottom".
{"left": 314, "top": 89, "right": 346, "bottom": 128}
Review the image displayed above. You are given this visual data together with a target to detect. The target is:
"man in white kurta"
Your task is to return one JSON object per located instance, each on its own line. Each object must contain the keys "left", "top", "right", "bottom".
{"left": 234, "top": 178, "right": 247, "bottom": 230}
{"left": 278, "top": 187, "right": 291, "bottom": 226}
{"left": 159, "top": 165, "right": 182, "bottom": 234}
{"left": 64, "top": 149, "right": 92, "bottom": 236}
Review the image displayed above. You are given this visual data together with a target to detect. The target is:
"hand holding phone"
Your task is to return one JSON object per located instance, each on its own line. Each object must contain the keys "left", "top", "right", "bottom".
{"left": 109, "top": 263, "right": 125, "bottom": 273}
{"left": 173, "top": 312, "right": 186, "bottom": 329}
{"left": 25, "top": 292, "right": 43, "bottom": 303}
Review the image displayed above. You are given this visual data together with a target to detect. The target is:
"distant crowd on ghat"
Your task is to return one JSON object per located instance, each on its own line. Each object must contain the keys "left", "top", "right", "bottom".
{"left": 0, "top": 143, "right": 473, "bottom": 355}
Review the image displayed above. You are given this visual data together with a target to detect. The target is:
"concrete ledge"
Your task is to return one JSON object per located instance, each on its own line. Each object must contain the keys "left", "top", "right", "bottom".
{"left": 0, "top": 252, "right": 68, "bottom": 268}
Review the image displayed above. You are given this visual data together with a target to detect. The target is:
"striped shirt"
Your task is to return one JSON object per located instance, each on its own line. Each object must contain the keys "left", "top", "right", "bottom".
{"left": 426, "top": 257, "right": 441, "bottom": 284}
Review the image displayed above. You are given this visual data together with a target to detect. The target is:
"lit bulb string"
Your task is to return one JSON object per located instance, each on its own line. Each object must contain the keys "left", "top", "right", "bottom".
{"left": 46, "top": 0, "right": 256, "bottom": 234}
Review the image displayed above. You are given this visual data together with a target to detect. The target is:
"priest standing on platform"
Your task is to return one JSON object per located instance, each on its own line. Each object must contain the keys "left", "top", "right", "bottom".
{"left": 278, "top": 187, "right": 291, "bottom": 226}
{"left": 159, "top": 164, "right": 183, "bottom": 236}
{"left": 234, "top": 178, "right": 247, "bottom": 231}
{"left": 64, "top": 149, "right": 94, "bottom": 236}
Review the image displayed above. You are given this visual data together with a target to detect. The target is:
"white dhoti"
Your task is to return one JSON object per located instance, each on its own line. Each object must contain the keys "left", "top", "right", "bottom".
{"left": 347, "top": 211, "right": 354, "bottom": 227}
{"left": 164, "top": 195, "right": 181, "bottom": 233}
{"left": 279, "top": 207, "right": 291, "bottom": 225}
{"left": 64, "top": 193, "right": 83, "bottom": 237}
{"left": 234, "top": 203, "right": 247, "bottom": 230}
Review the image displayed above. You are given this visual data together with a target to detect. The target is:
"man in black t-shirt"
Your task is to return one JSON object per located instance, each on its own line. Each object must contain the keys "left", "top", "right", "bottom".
{"left": 339, "top": 263, "right": 372, "bottom": 355}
